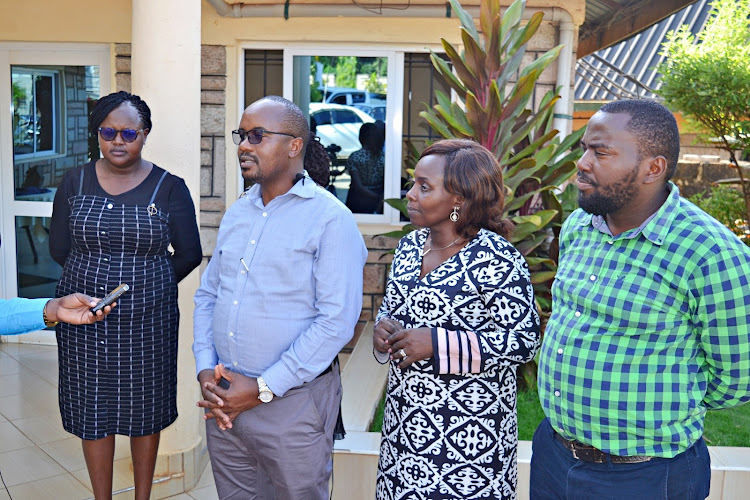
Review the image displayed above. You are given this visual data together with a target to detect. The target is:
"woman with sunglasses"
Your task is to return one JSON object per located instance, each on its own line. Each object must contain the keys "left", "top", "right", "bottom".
{"left": 49, "top": 91, "right": 202, "bottom": 500}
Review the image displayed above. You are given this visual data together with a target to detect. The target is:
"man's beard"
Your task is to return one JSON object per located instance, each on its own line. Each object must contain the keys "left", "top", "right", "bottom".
{"left": 577, "top": 167, "right": 639, "bottom": 216}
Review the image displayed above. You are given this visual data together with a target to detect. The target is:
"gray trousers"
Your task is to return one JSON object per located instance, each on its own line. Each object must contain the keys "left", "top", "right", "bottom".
{"left": 206, "top": 368, "right": 341, "bottom": 500}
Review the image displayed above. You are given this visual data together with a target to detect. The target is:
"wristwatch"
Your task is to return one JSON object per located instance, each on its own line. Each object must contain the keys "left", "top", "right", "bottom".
{"left": 257, "top": 376, "right": 274, "bottom": 403}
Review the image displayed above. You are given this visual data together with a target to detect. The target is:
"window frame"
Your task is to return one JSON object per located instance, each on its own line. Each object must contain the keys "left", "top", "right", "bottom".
{"left": 283, "top": 47, "right": 403, "bottom": 225}
{"left": 236, "top": 42, "right": 445, "bottom": 229}
{"left": 11, "top": 66, "right": 63, "bottom": 160}
{"left": 0, "top": 42, "right": 110, "bottom": 342}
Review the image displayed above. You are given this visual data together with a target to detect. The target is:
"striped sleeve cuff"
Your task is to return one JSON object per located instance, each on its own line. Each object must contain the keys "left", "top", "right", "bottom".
{"left": 432, "top": 327, "right": 483, "bottom": 375}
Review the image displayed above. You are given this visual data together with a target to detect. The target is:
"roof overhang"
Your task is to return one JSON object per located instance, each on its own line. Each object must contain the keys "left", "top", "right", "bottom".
{"left": 578, "top": 0, "right": 698, "bottom": 57}
{"left": 207, "top": 0, "right": 697, "bottom": 57}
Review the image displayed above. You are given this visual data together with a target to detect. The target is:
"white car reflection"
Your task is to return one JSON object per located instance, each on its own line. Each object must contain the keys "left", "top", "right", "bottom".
{"left": 310, "top": 103, "right": 375, "bottom": 161}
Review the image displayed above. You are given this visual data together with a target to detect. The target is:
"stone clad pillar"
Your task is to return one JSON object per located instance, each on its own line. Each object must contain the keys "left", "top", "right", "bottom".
{"left": 130, "top": 1, "right": 205, "bottom": 495}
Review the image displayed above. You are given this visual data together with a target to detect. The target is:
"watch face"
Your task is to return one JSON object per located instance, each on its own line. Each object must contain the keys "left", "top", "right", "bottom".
{"left": 259, "top": 391, "right": 273, "bottom": 403}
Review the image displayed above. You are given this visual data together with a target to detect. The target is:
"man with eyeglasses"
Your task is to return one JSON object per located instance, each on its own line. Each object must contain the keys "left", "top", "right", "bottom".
{"left": 193, "top": 95, "right": 367, "bottom": 499}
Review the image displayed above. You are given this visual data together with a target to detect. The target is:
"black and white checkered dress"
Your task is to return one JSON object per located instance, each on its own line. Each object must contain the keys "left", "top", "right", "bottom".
{"left": 51, "top": 163, "right": 198, "bottom": 440}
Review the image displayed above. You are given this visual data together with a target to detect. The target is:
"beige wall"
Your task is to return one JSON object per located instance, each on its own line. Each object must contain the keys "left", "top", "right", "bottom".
{"left": 0, "top": 0, "right": 132, "bottom": 42}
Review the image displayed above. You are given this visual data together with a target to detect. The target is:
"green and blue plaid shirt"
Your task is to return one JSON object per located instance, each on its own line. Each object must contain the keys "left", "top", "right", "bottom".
{"left": 539, "top": 183, "right": 750, "bottom": 457}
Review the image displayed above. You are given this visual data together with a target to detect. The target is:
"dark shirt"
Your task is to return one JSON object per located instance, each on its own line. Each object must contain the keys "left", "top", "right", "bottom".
{"left": 49, "top": 162, "right": 202, "bottom": 282}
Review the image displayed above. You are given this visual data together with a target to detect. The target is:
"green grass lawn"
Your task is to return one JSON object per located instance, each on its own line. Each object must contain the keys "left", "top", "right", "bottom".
{"left": 371, "top": 388, "right": 750, "bottom": 447}
{"left": 517, "top": 389, "right": 750, "bottom": 446}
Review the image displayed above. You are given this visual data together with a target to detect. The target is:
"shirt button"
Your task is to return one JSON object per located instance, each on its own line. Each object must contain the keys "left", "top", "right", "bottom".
{"left": 262, "top": 212, "right": 268, "bottom": 217}
{"left": 101, "top": 231, "right": 106, "bottom": 235}
{"left": 251, "top": 240, "right": 256, "bottom": 245}
{"left": 607, "top": 240, "right": 613, "bottom": 245}
{"left": 574, "top": 311, "right": 581, "bottom": 317}
{"left": 103, "top": 258, "right": 108, "bottom": 262}
{"left": 557, "top": 348, "right": 563, "bottom": 355}
{"left": 106, "top": 203, "right": 113, "bottom": 209}
{"left": 229, "top": 332, "right": 234, "bottom": 337}
{"left": 233, "top": 301, "right": 238, "bottom": 305}
{"left": 100, "top": 341, "right": 105, "bottom": 344}
{"left": 589, "top": 275, "right": 596, "bottom": 281}
{"left": 241, "top": 270, "right": 246, "bottom": 275}
{"left": 100, "top": 286, "right": 105, "bottom": 290}
{"left": 233, "top": 362, "right": 238, "bottom": 367}
{"left": 554, "top": 390, "right": 561, "bottom": 397}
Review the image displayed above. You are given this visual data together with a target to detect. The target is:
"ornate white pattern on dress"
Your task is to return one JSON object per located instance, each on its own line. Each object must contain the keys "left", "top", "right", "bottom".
{"left": 376, "top": 228, "right": 540, "bottom": 500}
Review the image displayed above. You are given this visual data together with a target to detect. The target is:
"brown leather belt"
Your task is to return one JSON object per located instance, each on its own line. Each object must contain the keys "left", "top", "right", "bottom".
{"left": 555, "top": 432, "right": 653, "bottom": 464}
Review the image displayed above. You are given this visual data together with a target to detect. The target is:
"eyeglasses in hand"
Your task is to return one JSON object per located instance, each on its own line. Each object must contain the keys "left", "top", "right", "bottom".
{"left": 232, "top": 128, "right": 297, "bottom": 145}
{"left": 97, "top": 127, "right": 146, "bottom": 143}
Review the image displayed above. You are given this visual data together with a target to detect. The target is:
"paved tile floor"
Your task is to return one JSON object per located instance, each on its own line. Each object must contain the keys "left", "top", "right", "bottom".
{"left": 0, "top": 342, "right": 218, "bottom": 500}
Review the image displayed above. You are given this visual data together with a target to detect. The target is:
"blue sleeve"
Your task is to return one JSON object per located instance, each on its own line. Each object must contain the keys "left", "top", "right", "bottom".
{"left": 0, "top": 298, "right": 49, "bottom": 335}
{"left": 262, "top": 210, "right": 367, "bottom": 396}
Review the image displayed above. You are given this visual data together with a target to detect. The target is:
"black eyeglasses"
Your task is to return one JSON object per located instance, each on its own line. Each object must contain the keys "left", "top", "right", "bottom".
{"left": 232, "top": 128, "right": 297, "bottom": 145}
{"left": 98, "top": 127, "right": 145, "bottom": 143}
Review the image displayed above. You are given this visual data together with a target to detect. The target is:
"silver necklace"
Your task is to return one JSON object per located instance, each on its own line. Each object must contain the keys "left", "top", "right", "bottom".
{"left": 422, "top": 236, "right": 462, "bottom": 256}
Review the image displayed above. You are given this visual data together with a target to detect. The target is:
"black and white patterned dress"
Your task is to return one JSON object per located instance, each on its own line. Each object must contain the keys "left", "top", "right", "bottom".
{"left": 375, "top": 228, "right": 540, "bottom": 500}
{"left": 50, "top": 162, "right": 201, "bottom": 440}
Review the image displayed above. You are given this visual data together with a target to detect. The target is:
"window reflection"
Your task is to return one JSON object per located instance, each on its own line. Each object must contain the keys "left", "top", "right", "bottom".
{"left": 293, "top": 55, "right": 387, "bottom": 213}
{"left": 12, "top": 65, "right": 100, "bottom": 200}
{"left": 15, "top": 216, "right": 62, "bottom": 301}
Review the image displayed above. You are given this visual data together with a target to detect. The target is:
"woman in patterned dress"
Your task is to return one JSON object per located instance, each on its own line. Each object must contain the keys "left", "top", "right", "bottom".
{"left": 373, "top": 139, "right": 541, "bottom": 500}
{"left": 49, "top": 92, "right": 202, "bottom": 500}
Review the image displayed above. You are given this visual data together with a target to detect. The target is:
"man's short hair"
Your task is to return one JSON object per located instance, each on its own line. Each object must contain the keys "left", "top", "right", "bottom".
{"left": 259, "top": 96, "right": 310, "bottom": 153}
{"left": 599, "top": 99, "right": 680, "bottom": 180}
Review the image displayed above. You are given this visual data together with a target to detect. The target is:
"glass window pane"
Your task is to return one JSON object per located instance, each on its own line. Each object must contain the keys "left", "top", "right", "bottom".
{"left": 244, "top": 50, "right": 283, "bottom": 108}
{"left": 293, "top": 55, "right": 387, "bottom": 214}
{"left": 12, "top": 65, "right": 100, "bottom": 201}
{"left": 243, "top": 50, "right": 283, "bottom": 190}
{"left": 12, "top": 72, "right": 35, "bottom": 155}
{"left": 15, "top": 216, "right": 62, "bottom": 303}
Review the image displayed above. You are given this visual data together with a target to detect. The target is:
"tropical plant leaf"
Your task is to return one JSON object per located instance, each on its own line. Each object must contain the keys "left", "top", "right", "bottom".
{"left": 461, "top": 29, "right": 488, "bottom": 94}
{"left": 516, "top": 233, "right": 549, "bottom": 255}
{"left": 530, "top": 271, "right": 557, "bottom": 284}
{"left": 449, "top": 0, "right": 479, "bottom": 41}
{"left": 430, "top": 52, "right": 467, "bottom": 97}
{"left": 384, "top": 197, "right": 409, "bottom": 217}
{"left": 383, "top": 0, "right": 585, "bottom": 386}
{"left": 500, "top": 0, "right": 525, "bottom": 49}
{"left": 442, "top": 40, "right": 481, "bottom": 92}
{"left": 420, "top": 109, "right": 455, "bottom": 139}
{"left": 510, "top": 11, "right": 544, "bottom": 54}
{"left": 519, "top": 45, "right": 563, "bottom": 79}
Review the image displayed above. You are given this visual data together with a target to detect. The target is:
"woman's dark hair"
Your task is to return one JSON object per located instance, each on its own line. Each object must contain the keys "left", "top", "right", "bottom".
{"left": 89, "top": 91, "right": 152, "bottom": 135}
{"left": 420, "top": 139, "right": 513, "bottom": 239}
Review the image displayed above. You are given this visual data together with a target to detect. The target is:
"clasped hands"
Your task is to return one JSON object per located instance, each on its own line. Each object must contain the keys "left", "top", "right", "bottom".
{"left": 373, "top": 317, "right": 432, "bottom": 369}
{"left": 197, "top": 364, "right": 261, "bottom": 430}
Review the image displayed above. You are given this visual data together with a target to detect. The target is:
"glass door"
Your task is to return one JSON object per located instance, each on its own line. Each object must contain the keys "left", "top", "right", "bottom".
{"left": 0, "top": 43, "right": 109, "bottom": 343}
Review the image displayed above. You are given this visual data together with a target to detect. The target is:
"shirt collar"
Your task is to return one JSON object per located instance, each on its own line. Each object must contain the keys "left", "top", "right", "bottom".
{"left": 578, "top": 182, "right": 680, "bottom": 246}
{"left": 243, "top": 170, "right": 316, "bottom": 206}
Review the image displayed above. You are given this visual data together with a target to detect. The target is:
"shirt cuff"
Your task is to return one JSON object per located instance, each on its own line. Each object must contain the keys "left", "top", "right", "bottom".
{"left": 194, "top": 350, "right": 219, "bottom": 378}
{"left": 261, "top": 362, "right": 301, "bottom": 397}
{"left": 432, "top": 327, "right": 483, "bottom": 374}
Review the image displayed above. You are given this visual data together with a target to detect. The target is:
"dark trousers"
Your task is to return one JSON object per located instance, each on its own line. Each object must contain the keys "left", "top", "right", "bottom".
{"left": 529, "top": 418, "right": 711, "bottom": 500}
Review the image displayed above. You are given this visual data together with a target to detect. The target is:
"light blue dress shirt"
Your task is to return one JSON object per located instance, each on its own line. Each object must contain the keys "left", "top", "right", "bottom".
{"left": 0, "top": 297, "right": 49, "bottom": 335}
{"left": 193, "top": 174, "right": 367, "bottom": 396}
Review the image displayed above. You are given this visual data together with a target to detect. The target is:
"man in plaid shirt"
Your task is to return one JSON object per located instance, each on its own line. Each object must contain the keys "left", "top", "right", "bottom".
{"left": 531, "top": 99, "right": 750, "bottom": 499}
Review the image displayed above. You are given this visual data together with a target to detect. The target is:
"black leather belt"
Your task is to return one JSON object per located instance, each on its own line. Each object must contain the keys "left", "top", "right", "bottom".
{"left": 555, "top": 432, "right": 653, "bottom": 463}
{"left": 316, "top": 355, "right": 338, "bottom": 379}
